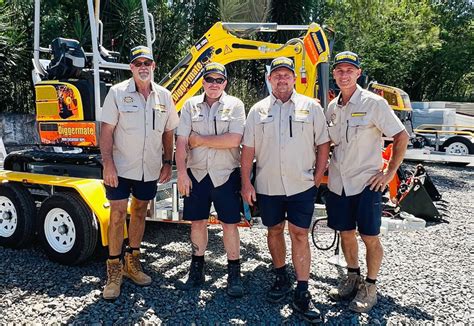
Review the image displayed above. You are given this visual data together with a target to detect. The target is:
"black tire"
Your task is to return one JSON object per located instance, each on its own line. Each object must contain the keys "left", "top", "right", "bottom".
{"left": 0, "top": 183, "right": 36, "bottom": 248}
{"left": 38, "top": 192, "right": 98, "bottom": 265}
{"left": 442, "top": 136, "right": 473, "bottom": 155}
{"left": 311, "top": 217, "right": 337, "bottom": 251}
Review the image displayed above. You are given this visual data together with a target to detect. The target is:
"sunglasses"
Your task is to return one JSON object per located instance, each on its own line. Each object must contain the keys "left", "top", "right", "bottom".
{"left": 133, "top": 60, "right": 153, "bottom": 67}
{"left": 204, "top": 76, "right": 226, "bottom": 84}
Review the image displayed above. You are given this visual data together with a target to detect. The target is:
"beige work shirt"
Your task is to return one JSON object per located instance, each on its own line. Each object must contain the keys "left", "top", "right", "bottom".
{"left": 176, "top": 92, "right": 245, "bottom": 187}
{"left": 326, "top": 85, "right": 405, "bottom": 196}
{"left": 242, "top": 91, "right": 330, "bottom": 196}
{"left": 100, "top": 78, "right": 179, "bottom": 182}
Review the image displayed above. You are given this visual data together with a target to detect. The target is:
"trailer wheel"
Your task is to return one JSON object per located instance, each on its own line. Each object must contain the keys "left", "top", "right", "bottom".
{"left": 38, "top": 192, "right": 98, "bottom": 265}
{"left": 0, "top": 183, "right": 36, "bottom": 247}
{"left": 442, "top": 136, "right": 473, "bottom": 155}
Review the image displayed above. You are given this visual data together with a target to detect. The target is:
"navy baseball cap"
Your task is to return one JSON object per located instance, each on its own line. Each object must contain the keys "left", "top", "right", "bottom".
{"left": 203, "top": 62, "right": 227, "bottom": 79}
{"left": 130, "top": 46, "right": 154, "bottom": 63}
{"left": 333, "top": 51, "right": 360, "bottom": 69}
{"left": 269, "top": 57, "right": 295, "bottom": 74}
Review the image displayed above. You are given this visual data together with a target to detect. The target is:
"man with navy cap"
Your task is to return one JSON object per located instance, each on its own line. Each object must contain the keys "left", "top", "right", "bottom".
{"left": 325, "top": 51, "right": 409, "bottom": 312}
{"left": 241, "top": 57, "right": 330, "bottom": 323}
{"left": 100, "top": 45, "right": 179, "bottom": 300}
{"left": 176, "top": 62, "right": 246, "bottom": 297}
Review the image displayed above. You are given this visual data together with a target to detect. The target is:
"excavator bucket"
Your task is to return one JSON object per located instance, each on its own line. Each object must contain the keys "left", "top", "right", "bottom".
{"left": 398, "top": 165, "right": 448, "bottom": 222}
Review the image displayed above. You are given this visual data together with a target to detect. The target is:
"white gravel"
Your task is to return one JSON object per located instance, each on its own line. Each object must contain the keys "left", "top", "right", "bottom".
{"left": 0, "top": 162, "right": 473, "bottom": 324}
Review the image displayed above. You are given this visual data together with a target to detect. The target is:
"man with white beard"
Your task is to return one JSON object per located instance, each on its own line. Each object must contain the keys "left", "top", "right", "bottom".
{"left": 100, "top": 46, "right": 179, "bottom": 300}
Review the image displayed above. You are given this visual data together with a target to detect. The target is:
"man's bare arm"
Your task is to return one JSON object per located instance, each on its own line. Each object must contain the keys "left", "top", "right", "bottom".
{"left": 189, "top": 132, "right": 242, "bottom": 149}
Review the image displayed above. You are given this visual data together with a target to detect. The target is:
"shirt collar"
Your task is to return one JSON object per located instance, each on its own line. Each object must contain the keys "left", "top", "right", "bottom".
{"left": 336, "top": 84, "right": 362, "bottom": 107}
{"left": 198, "top": 91, "right": 227, "bottom": 105}
{"left": 270, "top": 90, "right": 297, "bottom": 105}
{"left": 126, "top": 77, "right": 156, "bottom": 94}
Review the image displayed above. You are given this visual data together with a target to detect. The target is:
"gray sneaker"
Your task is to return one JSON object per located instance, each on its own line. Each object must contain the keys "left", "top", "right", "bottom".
{"left": 329, "top": 272, "right": 362, "bottom": 301}
{"left": 349, "top": 280, "right": 378, "bottom": 313}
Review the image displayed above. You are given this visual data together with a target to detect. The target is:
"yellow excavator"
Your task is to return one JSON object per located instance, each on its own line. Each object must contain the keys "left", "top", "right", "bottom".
{"left": 0, "top": 0, "right": 332, "bottom": 265}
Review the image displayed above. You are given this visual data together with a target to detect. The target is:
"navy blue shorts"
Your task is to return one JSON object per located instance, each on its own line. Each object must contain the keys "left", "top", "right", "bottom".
{"left": 105, "top": 177, "right": 157, "bottom": 201}
{"left": 183, "top": 169, "right": 241, "bottom": 224}
{"left": 256, "top": 186, "right": 318, "bottom": 229}
{"left": 326, "top": 186, "right": 382, "bottom": 236}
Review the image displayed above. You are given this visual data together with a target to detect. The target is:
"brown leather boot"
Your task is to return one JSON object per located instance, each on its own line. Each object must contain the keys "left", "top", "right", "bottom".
{"left": 123, "top": 251, "right": 152, "bottom": 286}
{"left": 103, "top": 258, "right": 123, "bottom": 300}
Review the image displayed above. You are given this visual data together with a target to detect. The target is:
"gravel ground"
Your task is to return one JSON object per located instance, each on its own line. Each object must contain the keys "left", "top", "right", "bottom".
{"left": 0, "top": 163, "right": 473, "bottom": 324}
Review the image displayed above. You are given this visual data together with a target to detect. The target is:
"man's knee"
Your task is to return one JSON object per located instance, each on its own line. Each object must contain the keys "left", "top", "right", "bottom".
{"left": 288, "top": 223, "right": 308, "bottom": 242}
{"left": 109, "top": 201, "right": 128, "bottom": 225}
{"left": 268, "top": 222, "right": 285, "bottom": 237}
{"left": 191, "top": 219, "right": 208, "bottom": 231}
{"left": 340, "top": 229, "right": 357, "bottom": 240}
{"left": 221, "top": 222, "right": 239, "bottom": 234}
{"left": 360, "top": 234, "right": 382, "bottom": 248}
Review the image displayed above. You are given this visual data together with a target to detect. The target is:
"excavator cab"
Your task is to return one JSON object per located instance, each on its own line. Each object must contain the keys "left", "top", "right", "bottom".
{"left": 30, "top": 0, "right": 155, "bottom": 149}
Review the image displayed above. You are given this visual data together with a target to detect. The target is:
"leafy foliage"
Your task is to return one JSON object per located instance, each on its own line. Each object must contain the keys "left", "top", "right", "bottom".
{"left": 0, "top": 0, "right": 472, "bottom": 114}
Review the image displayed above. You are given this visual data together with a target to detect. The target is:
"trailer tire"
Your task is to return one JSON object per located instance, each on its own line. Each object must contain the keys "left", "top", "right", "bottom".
{"left": 38, "top": 192, "right": 98, "bottom": 265}
{"left": 0, "top": 183, "right": 36, "bottom": 248}
{"left": 442, "top": 136, "right": 473, "bottom": 155}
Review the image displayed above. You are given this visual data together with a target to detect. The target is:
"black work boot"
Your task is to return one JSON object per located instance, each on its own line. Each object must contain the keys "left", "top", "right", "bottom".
{"left": 292, "top": 289, "right": 322, "bottom": 324}
{"left": 267, "top": 272, "right": 292, "bottom": 303}
{"left": 178, "top": 260, "right": 205, "bottom": 290}
{"left": 227, "top": 263, "right": 244, "bottom": 298}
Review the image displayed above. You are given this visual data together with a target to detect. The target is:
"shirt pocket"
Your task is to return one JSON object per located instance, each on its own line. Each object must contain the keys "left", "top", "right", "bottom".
{"left": 347, "top": 117, "right": 372, "bottom": 142}
{"left": 215, "top": 113, "right": 231, "bottom": 135}
{"left": 292, "top": 114, "right": 312, "bottom": 138}
{"left": 152, "top": 107, "right": 167, "bottom": 133}
{"left": 117, "top": 104, "right": 141, "bottom": 133}
{"left": 256, "top": 115, "right": 275, "bottom": 138}
{"left": 327, "top": 123, "right": 342, "bottom": 145}
{"left": 191, "top": 112, "right": 206, "bottom": 134}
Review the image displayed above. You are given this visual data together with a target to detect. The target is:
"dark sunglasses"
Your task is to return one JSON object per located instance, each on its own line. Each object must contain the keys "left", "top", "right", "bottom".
{"left": 133, "top": 60, "right": 153, "bottom": 67}
{"left": 204, "top": 76, "right": 226, "bottom": 84}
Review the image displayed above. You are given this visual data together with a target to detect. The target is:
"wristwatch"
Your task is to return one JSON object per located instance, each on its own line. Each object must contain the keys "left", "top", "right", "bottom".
{"left": 163, "top": 159, "right": 173, "bottom": 166}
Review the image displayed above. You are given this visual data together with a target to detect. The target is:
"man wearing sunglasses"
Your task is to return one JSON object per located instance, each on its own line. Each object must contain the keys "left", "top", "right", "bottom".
{"left": 175, "top": 62, "right": 246, "bottom": 298}
{"left": 241, "top": 57, "right": 330, "bottom": 323}
{"left": 100, "top": 45, "right": 179, "bottom": 300}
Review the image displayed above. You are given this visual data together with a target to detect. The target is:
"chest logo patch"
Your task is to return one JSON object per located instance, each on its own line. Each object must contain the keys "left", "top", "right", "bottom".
{"left": 123, "top": 96, "right": 134, "bottom": 104}
{"left": 154, "top": 104, "right": 166, "bottom": 112}
{"left": 351, "top": 112, "right": 367, "bottom": 117}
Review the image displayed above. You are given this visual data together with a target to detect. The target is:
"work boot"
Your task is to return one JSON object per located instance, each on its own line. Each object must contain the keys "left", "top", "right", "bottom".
{"left": 292, "top": 290, "right": 323, "bottom": 324}
{"left": 178, "top": 260, "right": 205, "bottom": 290}
{"left": 103, "top": 258, "right": 123, "bottom": 300}
{"left": 226, "top": 263, "right": 244, "bottom": 298}
{"left": 267, "top": 272, "right": 292, "bottom": 303}
{"left": 329, "top": 272, "right": 362, "bottom": 301}
{"left": 123, "top": 251, "right": 152, "bottom": 286}
{"left": 349, "top": 280, "right": 378, "bottom": 313}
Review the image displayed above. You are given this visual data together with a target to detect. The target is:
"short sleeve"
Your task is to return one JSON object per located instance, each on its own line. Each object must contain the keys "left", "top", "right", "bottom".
{"left": 176, "top": 100, "right": 193, "bottom": 137}
{"left": 228, "top": 99, "right": 246, "bottom": 135}
{"left": 164, "top": 93, "right": 179, "bottom": 131}
{"left": 100, "top": 87, "right": 118, "bottom": 126}
{"left": 372, "top": 98, "right": 405, "bottom": 137}
{"left": 242, "top": 107, "right": 256, "bottom": 147}
{"left": 312, "top": 102, "right": 330, "bottom": 145}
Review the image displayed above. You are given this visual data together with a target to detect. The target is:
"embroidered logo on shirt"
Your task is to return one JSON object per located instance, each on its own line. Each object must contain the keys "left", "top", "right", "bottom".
{"left": 351, "top": 112, "right": 367, "bottom": 117}
{"left": 123, "top": 96, "right": 134, "bottom": 104}
{"left": 154, "top": 104, "right": 166, "bottom": 112}
{"left": 218, "top": 108, "right": 231, "bottom": 115}
{"left": 327, "top": 112, "right": 337, "bottom": 127}
{"left": 295, "top": 109, "right": 310, "bottom": 121}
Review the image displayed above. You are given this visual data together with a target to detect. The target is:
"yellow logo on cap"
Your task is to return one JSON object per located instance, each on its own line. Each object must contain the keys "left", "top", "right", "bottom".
{"left": 205, "top": 63, "right": 225, "bottom": 72}
{"left": 336, "top": 54, "right": 357, "bottom": 61}
{"left": 132, "top": 48, "right": 151, "bottom": 55}
{"left": 273, "top": 58, "right": 293, "bottom": 66}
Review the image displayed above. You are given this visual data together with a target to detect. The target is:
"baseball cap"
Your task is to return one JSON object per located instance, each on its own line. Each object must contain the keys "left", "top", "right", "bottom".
{"left": 130, "top": 46, "right": 154, "bottom": 63}
{"left": 202, "top": 62, "right": 227, "bottom": 79}
{"left": 269, "top": 57, "right": 295, "bottom": 74}
{"left": 333, "top": 51, "right": 360, "bottom": 69}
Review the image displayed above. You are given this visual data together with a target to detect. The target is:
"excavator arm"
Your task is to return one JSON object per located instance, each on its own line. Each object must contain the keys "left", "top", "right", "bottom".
{"left": 159, "top": 22, "right": 332, "bottom": 111}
